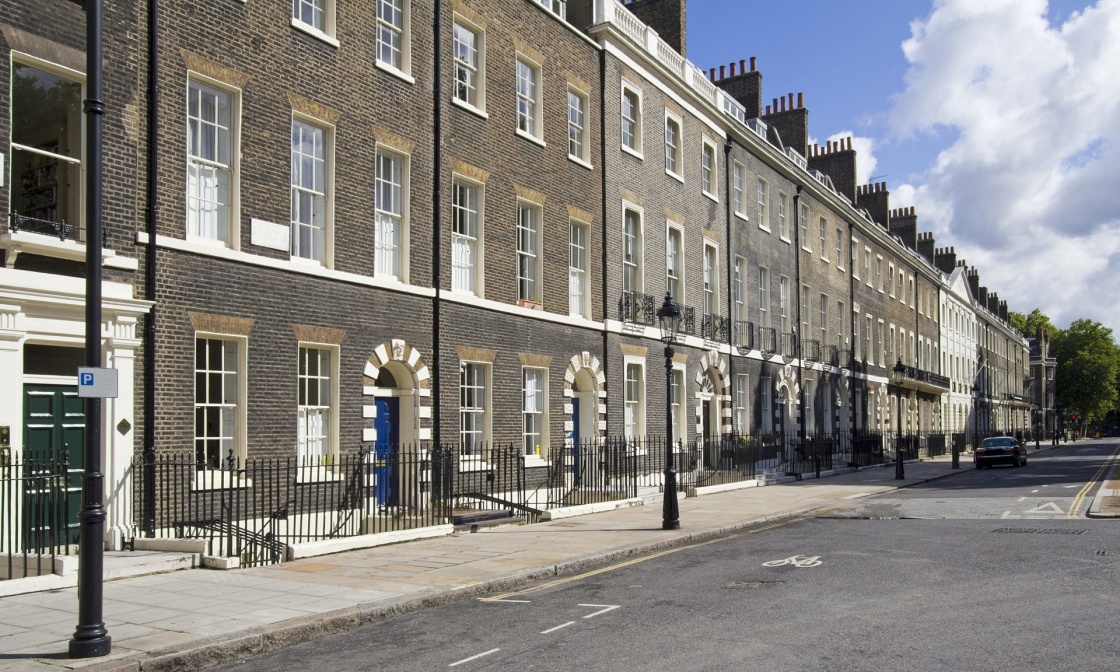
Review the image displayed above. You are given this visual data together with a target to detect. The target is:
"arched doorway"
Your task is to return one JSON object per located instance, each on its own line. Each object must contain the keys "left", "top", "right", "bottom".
{"left": 363, "top": 340, "right": 431, "bottom": 508}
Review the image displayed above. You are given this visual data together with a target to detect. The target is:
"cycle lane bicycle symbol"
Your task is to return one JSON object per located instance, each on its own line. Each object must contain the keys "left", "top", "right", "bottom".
{"left": 762, "top": 555, "right": 823, "bottom": 568}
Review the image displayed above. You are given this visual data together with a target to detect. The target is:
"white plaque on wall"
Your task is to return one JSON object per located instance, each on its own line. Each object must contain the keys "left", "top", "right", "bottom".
{"left": 251, "top": 218, "right": 290, "bottom": 252}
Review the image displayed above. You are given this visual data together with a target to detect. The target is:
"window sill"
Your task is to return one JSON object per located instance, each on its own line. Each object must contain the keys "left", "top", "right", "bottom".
{"left": 620, "top": 144, "right": 644, "bottom": 161}
{"left": 516, "top": 129, "right": 546, "bottom": 148}
{"left": 290, "top": 254, "right": 327, "bottom": 269}
{"left": 734, "top": 211, "right": 749, "bottom": 222}
{"left": 568, "top": 154, "right": 594, "bottom": 171}
{"left": 451, "top": 97, "right": 488, "bottom": 120}
{"left": 523, "top": 454, "right": 548, "bottom": 468}
{"left": 376, "top": 60, "right": 415, "bottom": 85}
{"left": 295, "top": 465, "right": 345, "bottom": 484}
{"left": 290, "top": 18, "right": 340, "bottom": 48}
{"left": 702, "top": 190, "right": 719, "bottom": 203}
{"left": 820, "top": 256, "right": 830, "bottom": 263}
{"left": 191, "top": 471, "right": 253, "bottom": 491}
{"left": 758, "top": 225, "right": 771, "bottom": 233}
{"left": 779, "top": 236, "right": 792, "bottom": 245}
{"left": 666, "top": 169, "right": 684, "bottom": 184}
{"left": 1, "top": 231, "right": 137, "bottom": 271}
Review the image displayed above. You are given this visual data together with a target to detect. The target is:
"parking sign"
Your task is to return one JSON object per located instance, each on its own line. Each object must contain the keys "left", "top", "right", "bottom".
{"left": 77, "top": 367, "right": 119, "bottom": 399}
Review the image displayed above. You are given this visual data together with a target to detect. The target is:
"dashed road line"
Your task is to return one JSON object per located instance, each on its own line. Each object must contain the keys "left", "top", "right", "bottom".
{"left": 541, "top": 621, "right": 575, "bottom": 634}
{"left": 450, "top": 648, "right": 500, "bottom": 667}
{"left": 578, "top": 604, "right": 620, "bottom": 619}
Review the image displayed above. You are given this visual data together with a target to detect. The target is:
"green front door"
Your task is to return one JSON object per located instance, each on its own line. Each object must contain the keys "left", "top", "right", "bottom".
{"left": 23, "top": 384, "right": 84, "bottom": 547}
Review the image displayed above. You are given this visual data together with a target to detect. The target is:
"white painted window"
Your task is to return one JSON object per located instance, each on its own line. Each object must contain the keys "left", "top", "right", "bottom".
{"left": 624, "top": 362, "right": 645, "bottom": 439}
{"left": 522, "top": 368, "right": 547, "bottom": 456}
{"left": 757, "top": 177, "right": 768, "bottom": 230}
{"left": 453, "top": 17, "right": 484, "bottom": 111}
{"left": 889, "top": 263, "right": 896, "bottom": 298}
{"left": 819, "top": 217, "right": 828, "bottom": 259}
{"left": 736, "top": 374, "right": 749, "bottom": 433}
{"left": 801, "top": 284, "right": 810, "bottom": 337}
{"left": 569, "top": 220, "right": 589, "bottom": 318}
{"left": 452, "top": 178, "right": 482, "bottom": 294}
{"left": 516, "top": 56, "right": 542, "bottom": 140}
{"left": 666, "top": 225, "right": 683, "bottom": 302}
{"left": 804, "top": 380, "right": 815, "bottom": 434}
{"left": 701, "top": 138, "right": 717, "bottom": 199}
{"left": 291, "top": 118, "right": 329, "bottom": 263}
{"left": 517, "top": 201, "right": 541, "bottom": 302}
{"left": 187, "top": 78, "right": 235, "bottom": 244}
{"left": 670, "top": 367, "right": 685, "bottom": 443}
{"left": 377, "top": 0, "right": 410, "bottom": 76}
{"left": 733, "top": 256, "right": 745, "bottom": 323}
{"left": 836, "top": 227, "right": 844, "bottom": 270}
{"left": 621, "top": 84, "right": 642, "bottom": 154}
{"left": 779, "top": 275, "right": 790, "bottom": 335}
{"left": 10, "top": 61, "right": 84, "bottom": 235}
{"left": 800, "top": 203, "right": 811, "bottom": 250}
{"left": 623, "top": 207, "right": 643, "bottom": 294}
{"left": 837, "top": 300, "right": 845, "bottom": 349}
{"left": 568, "top": 86, "right": 589, "bottom": 163}
{"left": 460, "top": 361, "right": 489, "bottom": 454}
{"left": 703, "top": 244, "right": 718, "bottom": 315}
{"left": 820, "top": 294, "right": 828, "bottom": 345}
{"left": 298, "top": 346, "right": 334, "bottom": 464}
{"left": 761, "top": 376, "right": 773, "bottom": 433}
{"left": 375, "top": 147, "right": 406, "bottom": 280}
{"left": 293, "top": 0, "right": 335, "bottom": 41}
{"left": 195, "top": 337, "right": 241, "bottom": 469}
{"left": 733, "top": 162, "right": 746, "bottom": 218}
{"left": 664, "top": 113, "right": 681, "bottom": 177}
{"left": 759, "top": 266, "right": 770, "bottom": 329}
{"left": 778, "top": 192, "right": 789, "bottom": 239}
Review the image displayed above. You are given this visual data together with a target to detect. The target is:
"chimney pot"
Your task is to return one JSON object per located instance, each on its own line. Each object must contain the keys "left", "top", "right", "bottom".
{"left": 788, "top": 93, "right": 794, "bottom": 110}
{"left": 765, "top": 105, "right": 771, "bottom": 115}
{"left": 730, "top": 62, "right": 737, "bottom": 77}
{"left": 750, "top": 56, "right": 757, "bottom": 71}
{"left": 709, "top": 68, "right": 716, "bottom": 81}
{"left": 720, "top": 65, "right": 726, "bottom": 79}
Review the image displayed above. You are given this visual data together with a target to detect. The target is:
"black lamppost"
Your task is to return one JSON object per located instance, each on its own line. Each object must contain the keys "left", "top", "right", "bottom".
{"left": 658, "top": 292, "right": 681, "bottom": 530}
{"left": 972, "top": 383, "right": 980, "bottom": 450}
{"left": 892, "top": 359, "right": 906, "bottom": 480}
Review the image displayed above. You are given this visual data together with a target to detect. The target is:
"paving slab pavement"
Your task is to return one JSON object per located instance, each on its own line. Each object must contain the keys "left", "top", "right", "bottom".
{"left": 2, "top": 445, "right": 1098, "bottom": 672}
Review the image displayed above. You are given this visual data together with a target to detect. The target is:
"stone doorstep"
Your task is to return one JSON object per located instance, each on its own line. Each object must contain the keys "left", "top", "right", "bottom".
{"left": 0, "top": 550, "right": 200, "bottom": 598}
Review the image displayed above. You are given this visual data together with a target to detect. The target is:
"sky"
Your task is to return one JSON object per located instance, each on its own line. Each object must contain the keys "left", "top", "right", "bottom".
{"left": 687, "top": 0, "right": 1120, "bottom": 336}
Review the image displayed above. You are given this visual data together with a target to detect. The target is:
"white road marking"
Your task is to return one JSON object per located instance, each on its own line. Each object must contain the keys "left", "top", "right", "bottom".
{"left": 1000, "top": 511, "right": 1017, "bottom": 519}
{"left": 486, "top": 599, "right": 532, "bottom": 603}
{"left": 763, "top": 555, "right": 823, "bottom": 568}
{"left": 1031, "top": 490, "right": 1039, "bottom": 493}
{"left": 1025, "top": 502, "right": 1064, "bottom": 514}
{"left": 1063, "top": 485, "right": 1080, "bottom": 489}
{"left": 578, "top": 604, "right": 621, "bottom": 619}
{"left": 450, "top": 649, "right": 501, "bottom": 667}
{"left": 541, "top": 621, "right": 576, "bottom": 634}
{"left": 1017, "top": 497, "right": 1026, "bottom": 502}
{"left": 842, "top": 492, "right": 874, "bottom": 500}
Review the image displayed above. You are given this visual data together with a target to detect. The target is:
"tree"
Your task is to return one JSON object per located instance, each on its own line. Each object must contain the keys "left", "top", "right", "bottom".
{"left": 1010, "top": 308, "right": 1058, "bottom": 341}
{"left": 1053, "top": 320, "right": 1120, "bottom": 425}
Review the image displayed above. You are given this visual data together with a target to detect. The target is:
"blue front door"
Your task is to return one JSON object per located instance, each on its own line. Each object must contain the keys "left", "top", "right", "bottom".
{"left": 373, "top": 398, "right": 399, "bottom": 506}
{"left": 570, "top": 398, "right": 581, "bottom": 482}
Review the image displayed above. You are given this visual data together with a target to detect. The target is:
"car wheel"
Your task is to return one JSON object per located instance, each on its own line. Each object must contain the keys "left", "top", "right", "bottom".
{"left": 1012, "top": 456, "right": 1021, "bottom": 468}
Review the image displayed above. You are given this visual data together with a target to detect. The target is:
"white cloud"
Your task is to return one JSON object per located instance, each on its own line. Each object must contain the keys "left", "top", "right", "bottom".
{"left": 888, "top": 0, "right": 1120, "bottom": 332}
{"left": 827, "top": 132, "right": 879, "bottom": 186}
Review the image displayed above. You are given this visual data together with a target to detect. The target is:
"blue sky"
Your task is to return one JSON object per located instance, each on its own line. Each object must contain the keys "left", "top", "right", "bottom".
{"left": 686, "top": 0, "right": 1120, "bottom": 335}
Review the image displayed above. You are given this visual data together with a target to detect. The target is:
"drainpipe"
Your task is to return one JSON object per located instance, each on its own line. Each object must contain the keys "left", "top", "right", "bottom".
{"left": 142, "top": 0, "right": 160, "bottom": 539}
{"left": 793, "top": 186, "right": 805, "bottom": 460}
{"left": 599, "top": 47, "right": 609, "bottom": 436}
{"left": 848, "top": 220, "right": 857, "bottom": 430}
{"left": 431, "top": 0, "right": 443, "bottom": 447}
{"left": 723, "top": 137, "right": 733, "bottom": 435}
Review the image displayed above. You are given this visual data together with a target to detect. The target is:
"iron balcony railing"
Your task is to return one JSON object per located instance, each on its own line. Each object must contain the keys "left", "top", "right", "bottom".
{"left": 832, "top": 348, "right": 851, "bottom": 367}
{"left": 801, "top": 339, "right": 821, "bottom": 362}
{"left": 758, "top": 326, "right": 777, "bottom": 354}
{"left": 897, "top": 364, "right": 951, "bottom": 391}
{"left": 779, "top": 332, "right": 797, "bottom": 358}
{"left": 733, "top": 320, "right": 755, "bottom": 351}
{"left": 700, "top": 313, "right": 730, "bottom": 342}
{"left": 8, "top": 212, "right": 106, "bottom": 246}
{"left": 618, "top": 290, "right": 657, "bottom": 325}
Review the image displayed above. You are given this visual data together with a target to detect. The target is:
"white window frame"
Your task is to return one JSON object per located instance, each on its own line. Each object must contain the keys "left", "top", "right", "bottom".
{"left": 733, "top": 256, "right": 745, "bottom": 324}
{"left": 836, "top": 227, "right": 845, "bottom": 270}
{"left": 567, "top": 84, "right": 591, "bottom": 167}
{"left": 779, "top": 275, "right": 790, "bottom": 335}
{"left": 186, "top": 75, "right": 239, "bottom": 248}
{"left": 761, "top": 376, "right": 773, "bottom": 433}
{"left": 804, "top": 380, "right": 815, "bottom": 434}
{"left": 876, "top": 255, "right": 884, "bottom": 293}
{"left": 452, "top": 15, "right": 485, "bottom": 115}
{"left": 888, "top": 262, "right": 896, "bottom": 298}
{"left": 664, "top": 110, "right": 683, "bottom": 180}
{"left": 517, "top": 200, "right": 543, "bottom": 304}
{"left": 703, "top": 243, "right": 718, "bottom": 316}
{"left": 819, "top": 217, "right": 828, "bottom": 261}
{"left": 777, "top": 191, "right": 789, "bottom": 241}
{"left": 759, "top": 266, "right": 770, "bottom": 329}
{"left": 733, "top": 162, "right": 747, "bottom": 219}
{"left": 297, "top": 343, "right": 339, "bottom": 466}
{"left": 701, "top": 137, "right": 718, "bottom": 201}
{"left": 621, "top": 82, "right": 643, "bottom": 158}
{"left": 670, "top": 365, "right": 686, "bottom": 445}
{"left": 377, "top": 0, "right": 412, "bottom": 81}
{"left": 756, "top": 177, "right": 769, "bottom": 231}
{"left": 623, "top": 205, "right": 644, "bottom": 295}
{"left": 666, "top": 224, "right": 684, "bottom": 303}
{"left": 193, "top": 334, "right": 247, "bottom": 473}
{"left": 851, "top": 237, "right": 860, "bottom": 279}
{"left": 624, "top": 359, "right": 646, "bottom": 440}
{"left": 374, "top": 145, "right": 409, "bottom": 281}
{"left": 864, "top": 248, "right": 872, "bottom": 287}
{"left": 569, "top": 219, "right": 590, "bottom": 318}
{"left": 522, "top": 367, "right": 548, "bottom": 457}
{"left": 292, "top": 0, "right": 338, "bottom": 47}
{"left": 460, "top": 360, "right": 491, "bottom": 455}
{"left": 735, "top": 374, "right": 749, "bottom": 434}
{"left": 290, "top": 116, "right": 332, "bottom": 265}
{"left": 515, "top": 54, "right": 544, "bottom": 144}
{"left": 801, "top": 284, "right": 810, "bottom": 337}
{"left": 451, "top": 176, "right": 484, "bottom": 296}
{"left": 799, "top": 203, "right": 811, "bottom": 251}
{"left": 819, "top": 293, "right": 828, "bottom": 345}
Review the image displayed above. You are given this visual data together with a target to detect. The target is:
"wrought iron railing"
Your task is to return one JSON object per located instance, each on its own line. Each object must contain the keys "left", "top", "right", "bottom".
{"left": 802, "top": 339, "right": 821, "bottom": 362}
{"left": 758, "top": 326, "right": 777, "bottom": 354}
{"left": 779, "top": 331, "right": 798, "bottom": 358}
{"left": 700, "top": 313, "right": 730, "bottom": 342}
{"left": 733, "top": 321, "right": 755, "bottom": 351}
{"left": 898, "top": 364, "right": 951, "bottom": 390}
{"left": 2, "top": 450, "right": 80, "bottom": 581}
{"left": 618, "top": 290, "right": 657, "bottom": 326}
{"left": 8, "top": 212, "right": 105, "bottom": 246}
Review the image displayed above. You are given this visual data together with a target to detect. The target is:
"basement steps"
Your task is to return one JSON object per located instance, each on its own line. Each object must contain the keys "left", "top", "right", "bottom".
{"left": 452, "top": 509, "right": 526, "bottom": 532}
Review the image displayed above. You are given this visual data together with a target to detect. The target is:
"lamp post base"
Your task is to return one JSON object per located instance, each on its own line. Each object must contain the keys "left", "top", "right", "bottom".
{"left": 69, "top": 630, "right": 111, "bottom": 659}
{"left": 662, "top": 467, "right": 679, "bottom": 530}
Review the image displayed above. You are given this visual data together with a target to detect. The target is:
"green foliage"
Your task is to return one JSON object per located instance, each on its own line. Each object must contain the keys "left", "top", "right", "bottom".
{"left": 1010, "top": 308, "right": 1058, "bottom": 341}
{"left": 1053, "top": 319, "right": 1120, "bottom": 424}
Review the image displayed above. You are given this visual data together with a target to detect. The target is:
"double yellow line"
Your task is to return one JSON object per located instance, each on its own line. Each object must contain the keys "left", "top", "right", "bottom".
{"left": 1067, "top": 444, "right": 1120, "bottom": 518}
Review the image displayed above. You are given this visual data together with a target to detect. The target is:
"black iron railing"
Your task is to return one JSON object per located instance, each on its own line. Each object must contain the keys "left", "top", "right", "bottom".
{"left": 700, "top": 313, "right": 730, "bottom": 342}
{"left": 8, "top": 212, "right": 106, "bottom": 246}
{"left": 2, "top": 450, "right": 80, "bottom": 581}
{"left": 758, "top": 326, "right": 777, "bottom": 354}
{"left": 733, "top": 321, "right": 755, "bottom": 351}
{"left": 618, "top": 290, "right": 657, "bottom": 325}
{"left": 897, "top": 364, "right": 950, "bottom": 390}
{"left": 780, "top": 332, "right": 797, "bottom": 358}
{"left": 802, "top": 339, "right": 821, "bottom": 362}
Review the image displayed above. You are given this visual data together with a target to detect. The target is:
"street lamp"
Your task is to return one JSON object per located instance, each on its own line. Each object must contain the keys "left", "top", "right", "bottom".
{"left": 657, "top": 292, "right": 681, "bottom": 530}
{"left": 971, "top": 383, "right": 980, "bottom": 450}
{"left": 891, "top": 359, "right": 906, "bottom": 480}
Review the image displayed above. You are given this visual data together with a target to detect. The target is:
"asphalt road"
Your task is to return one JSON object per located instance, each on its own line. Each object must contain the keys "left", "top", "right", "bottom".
{"left": 215, "top": 442, "right": 1120, "bottom": 672}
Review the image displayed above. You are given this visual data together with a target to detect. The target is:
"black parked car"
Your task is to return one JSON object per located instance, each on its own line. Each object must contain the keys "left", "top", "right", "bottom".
{"left": 975, "top": 436, "right": 1028, "bottom": 469}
